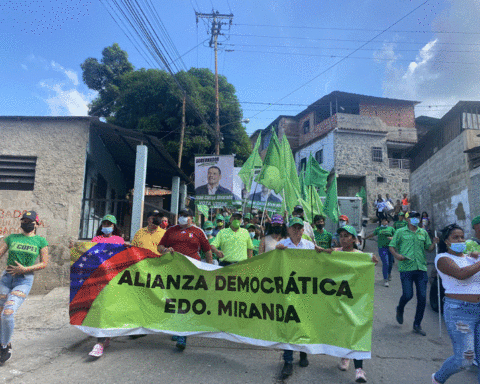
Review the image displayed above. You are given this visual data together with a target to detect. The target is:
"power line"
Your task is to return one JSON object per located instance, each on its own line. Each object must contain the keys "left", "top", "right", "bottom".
{"left": 246, "top": 0, "right": 433, "bottom": 120}
{"left": 233, "top": 23, "right": 480, "bottom": 35}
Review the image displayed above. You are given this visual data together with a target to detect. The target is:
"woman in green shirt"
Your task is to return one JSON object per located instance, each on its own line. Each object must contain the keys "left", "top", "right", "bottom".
{"left": 0, "top": 211, "right": 49, "bottom": 363}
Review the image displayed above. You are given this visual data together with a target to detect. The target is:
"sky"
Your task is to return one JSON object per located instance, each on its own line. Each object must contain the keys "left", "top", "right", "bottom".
{"left": 1, "top": 0, "right": 479, "bottom": 136}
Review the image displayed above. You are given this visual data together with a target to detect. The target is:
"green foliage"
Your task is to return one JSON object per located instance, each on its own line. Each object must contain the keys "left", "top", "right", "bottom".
{"left": 81, "top": 45, "right": 251, "bottom": 175}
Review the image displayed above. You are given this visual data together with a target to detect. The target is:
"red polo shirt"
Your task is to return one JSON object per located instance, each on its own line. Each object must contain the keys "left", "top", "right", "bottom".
{"left": 159, "top": 225, "right": 211, "bottom": 260}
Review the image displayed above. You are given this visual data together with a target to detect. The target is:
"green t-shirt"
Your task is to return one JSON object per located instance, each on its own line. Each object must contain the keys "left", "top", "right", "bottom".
{"left": 201, "top": 237, "right": 218, "bottom": 261}
{"left": 373, "top": 226, "right": 396, "bottom": 248}
{"left": 314, "top": 229, "right": 332, "bottom": 249}
{"left": 5, "top": 234, "right": 48, "bottom": 267}
{"left": 466, "top": 238, "right": 480, "bottom": 253}
{"left": 252, "top": 238, "right": 260, "bottom": 256}
{"left": 388, "top": 226, "right": 431, "bottom": 272}
{"left": 394, "top": 220, "right": 408, "bottom": 230}
{"left": 211, "top": 228, "right": 254, "bottom": 262}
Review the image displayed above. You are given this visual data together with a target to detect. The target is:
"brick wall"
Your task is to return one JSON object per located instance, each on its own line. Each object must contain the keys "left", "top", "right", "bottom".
{"left": 359, "top": 101, "right": 416, "bottom": 128}
{"left": 298, "top": 114, "right": 336, "bottom": 147}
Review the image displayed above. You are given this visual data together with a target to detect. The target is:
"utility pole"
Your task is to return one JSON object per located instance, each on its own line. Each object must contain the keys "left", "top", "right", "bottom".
{"left": 178, "top": 92, "right": 186, "bottom": 168}
{"left": 196, "top": 11, "right": 233, "bottom": 155}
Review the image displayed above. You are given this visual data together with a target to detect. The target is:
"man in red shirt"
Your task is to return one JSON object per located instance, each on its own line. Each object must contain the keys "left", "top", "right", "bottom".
{"left": 157, "top": 208, "right": 213, "bottom": 351}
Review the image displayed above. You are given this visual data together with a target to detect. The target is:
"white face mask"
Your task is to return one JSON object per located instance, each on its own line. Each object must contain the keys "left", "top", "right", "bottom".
{"left": 178, "top": 216, "right": 189, "bottom": 225}
{"left": 339, "top": 221, "right": 346, "bottom": 227}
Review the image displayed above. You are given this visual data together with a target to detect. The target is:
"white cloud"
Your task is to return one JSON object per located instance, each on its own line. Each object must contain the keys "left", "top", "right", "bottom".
{"left": 50, "top": 60, "right": 79, "bottom": 85}
{"left": 40, "top": 82, "right": 95, "bottom": 116}
{"left": 21, "top": 64, "right": 28, "bottom": 70}
{"left": 377, "top": 0, "right": 480, "bottom": 118}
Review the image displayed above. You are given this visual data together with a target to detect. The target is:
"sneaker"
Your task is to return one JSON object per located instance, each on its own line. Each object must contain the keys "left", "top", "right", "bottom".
{"left": 338, "top": 358, "right": 350, "bottom": 371}
{"left": 88, "top": 343, "right": 104, "bottom": 358}
{"left": 281, "top": 362, "right": 293, "bottom": 377}
{"left": 355, "top": 368, "right": 367, "bottom": 383}
{"left": 0, "top": 344, "right": 12, "bottom": 363}
{"left": 396, "top": 307, "right": 403, "bottom": 325}
{"left": 384, "top": 280, "right": 389, "bottom": 287}
{"left": 432, "top": 373, "right": 441, "bottom": 384}
{"left": 299, "top": 352, "right": 309, "bottom": 367}
{"left": 176, "top": 336, "right": 186, "bottom": 351}
{"left": 413, "top": 325, "right": 426, "bottom": 336}
{"left": 171, "top": 335, "right": 178, "bottom": 341}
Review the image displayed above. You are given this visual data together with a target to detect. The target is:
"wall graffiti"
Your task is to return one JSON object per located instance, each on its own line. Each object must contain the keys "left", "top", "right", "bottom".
{"left": 0, "top": 209, "right": 46, "bottom": 237}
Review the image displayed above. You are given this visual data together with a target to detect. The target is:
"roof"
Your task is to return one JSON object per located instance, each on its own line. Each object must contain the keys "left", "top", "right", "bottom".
{"left": 415, "top": 115, "right": 441, "bottom": 126}
{"left": 439, "top": 101, "right": 480, "bottom": 123}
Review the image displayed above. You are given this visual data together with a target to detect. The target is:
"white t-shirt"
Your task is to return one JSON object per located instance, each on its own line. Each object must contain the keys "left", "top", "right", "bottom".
{"left": 435, "top": 252, "right": 480, "bottom": 294}
{"left": 278, "top": 237, "right": 315, "bottom": 250}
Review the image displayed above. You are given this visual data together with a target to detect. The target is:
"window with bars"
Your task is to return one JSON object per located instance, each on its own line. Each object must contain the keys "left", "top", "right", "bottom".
{"left": 302, "top": 120, "right": 310, "bottom": 134}
{"left": 0, "top": 155, "right": 37, "bottom": 191}
{"left": 372, "top": 147, "right": 383, "bottom": 162}
{"left": 315, "top": 149, "right": 323, "bottom": 164}
{"left": 299, "top": 157, "right": 307, "bottom": 172}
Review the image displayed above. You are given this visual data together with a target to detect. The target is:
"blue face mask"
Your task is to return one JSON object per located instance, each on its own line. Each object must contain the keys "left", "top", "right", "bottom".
{"left": 205, "top": 230, "right": 213, "bottom": 236}
{"left": 101, "top": 226, "right": 114, "bottom": 235}
{"left": 449, "top": 242, "right": 467, "bottom": 254}
{"left": 409, "top": 218, "right": 420, "bottom": 226}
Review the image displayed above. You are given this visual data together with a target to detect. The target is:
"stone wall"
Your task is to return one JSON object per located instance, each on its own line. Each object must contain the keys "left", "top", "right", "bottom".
{"left": 334, "top": 131, "right": 410, "bottom": 217}
{"left": 0, "top": 117, "right": 90, "bottom": 293}
{"left": 410, "top": 132, "right": 471, "bottom": 237}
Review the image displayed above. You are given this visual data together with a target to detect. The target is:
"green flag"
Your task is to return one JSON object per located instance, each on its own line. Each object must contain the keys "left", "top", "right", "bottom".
{"left": 238, "top": 135, "right": 263, "bottom": 192}
{"left": 299, "top": 165, "right": 307, "bottom": 200}
{"left": 307, "top": 185, "right": 325, "bottom": 222}
{"left": 324, "top": 174, "right": 340, "bottom": 223}
{"left": 280, "top": 135, "right": 302, "bottom": 213}
{"left": 355, "top": 186, "right": 367, "bottom": 206}
{"left": 304, "top": 153, "right": 329, "bottom": 193}
{"left": 196, "top": 204, "right": 209, "bottom": 218}
{"left": 255, "top": 129, "right": 284, "bottom": 194}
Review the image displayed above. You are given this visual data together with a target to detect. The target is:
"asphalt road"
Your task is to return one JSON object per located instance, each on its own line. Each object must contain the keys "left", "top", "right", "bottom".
{"left": 1, "top": 233, "right": 477, "bottom": 384}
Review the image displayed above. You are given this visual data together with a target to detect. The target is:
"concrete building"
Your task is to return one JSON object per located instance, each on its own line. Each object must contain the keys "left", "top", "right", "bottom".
{"left": 252, "top": 91, "right": 419, "bottom": 216}
{"left": 0, "top": 116, "right": 190, "bottom": 292}
{"left": 409, "top": 101, "right": 480, "bottom": 238}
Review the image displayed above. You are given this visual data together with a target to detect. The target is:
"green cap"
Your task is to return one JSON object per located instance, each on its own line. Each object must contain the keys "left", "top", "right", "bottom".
{"left": 472, "top": 215, "right": 480, "bottom": 228}
{"left": 288, "top": 217, "right": 304, "bottom": 227}
{"left": 244, "top": 213, "right": 252, "bottom": 219}
{"left": 224, "top": 215, "right": 231, "bottom": 222}
{"left": 102, "top": 214, "right": 117, "bottom": 225}
{"left": 215, "top": 215, "right": 224, "bottom": 223}
{"left": 203, "top": 221, "right": 214, "bottom": 229}
{"left": 398, "top": 211, "right": 405, "bottom": 216}
{"left": 246, "top": 223, "right": 256, "bottom": 229}
{"left": 337, "top": 225, "right": 357, "bottom": 237}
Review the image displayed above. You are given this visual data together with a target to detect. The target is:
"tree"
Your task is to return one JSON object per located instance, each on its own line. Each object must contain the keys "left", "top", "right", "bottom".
{"left": 81, "top": 44, "right": 251, "bottom": 176}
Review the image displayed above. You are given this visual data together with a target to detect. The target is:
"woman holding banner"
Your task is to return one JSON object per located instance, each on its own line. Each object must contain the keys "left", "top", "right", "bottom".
{"left": 432, "top": 224, "right": 480, "bottom": 384}
{"left": 335, "top": 225, "right": 378, "bottom": 383}
{"left": 258, "top": 214, "right": 286, "bottom": 254}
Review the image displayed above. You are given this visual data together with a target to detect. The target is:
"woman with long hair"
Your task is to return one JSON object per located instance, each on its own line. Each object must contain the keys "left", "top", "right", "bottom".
{"left": 432, "top": 223, "right": 480, "bottom": 383}
{"left": 258, "top": 214, "right": 287, "bottom": 254}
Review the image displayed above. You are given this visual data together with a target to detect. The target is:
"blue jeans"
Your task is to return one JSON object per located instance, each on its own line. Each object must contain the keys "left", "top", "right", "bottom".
{"left": 434, "top": 297, "right": 480, "bottom": 383}
{"left": 398, "top": 270, "right": 428, "bottom": 327}
{"left": 0, "top": 271, "right": 34, "bottom": 347}
{"left": 378, "top": 247, "right": 393, "bottom": 280}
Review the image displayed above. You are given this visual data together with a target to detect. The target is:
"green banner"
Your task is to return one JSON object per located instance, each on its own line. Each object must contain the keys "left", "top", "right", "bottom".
{"left": 76, "top": 249, "right": 374, "bottom": 358}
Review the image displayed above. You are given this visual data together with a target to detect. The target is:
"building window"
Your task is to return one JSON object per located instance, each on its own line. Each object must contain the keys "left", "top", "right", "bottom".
{"left": 315, "top": 149, "right": 323, "bottom": 164}
{"left": 402, "top": 179, "right": 409, "bottom": 183}
{"left": 372, "top": 147, "right": 383, "bottom": 162}
{"left": 299, "top": 157, "right": 307, "bottom": 172}
{"left": 0, "top": 155, "right": 37, "bottom": 191}
{"left": 303, "top": 120, "right": 310, "bottom": 134}
{"left": 377, "top": 177, "right": 387, "bottom": 183}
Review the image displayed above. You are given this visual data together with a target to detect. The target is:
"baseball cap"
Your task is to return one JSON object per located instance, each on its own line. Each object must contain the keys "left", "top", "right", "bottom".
{"left": 339, "top": 215, "right": 349, "bottom": 221}
{"left": 203, "top": 221, "right": 214, "bottom": 230}
{"left": 337, "top": 225, "right": 357, "bottom": 237}
{"left": 22, "top": 211, "right": 39, "bottom": 223}
{"left": 246, "top": 223, "right": 256, "bottom": 229}
{"left": 244, "top": 213, "right": 252, "bottom": 219}
{"left": 146, "top": 210, "right": 160, "bottom": 218}
{"left": 288, "top": 217, "right": 304, "bottom": 227}
{"left": 271, "top": 214, "right": 284, "bottom": 224}
{"left": 293, "top": 205, "right": 303, "bottom": 213}
{"left": 231, "top": 211, "right": 243, "bottom": 218}
{"left": 102, "top": 214, "right": 117, "bottom": 225}
{"left": 472, "top": 215, "right": 480, "bottom": 227}
{"left": 407, "top": 211, "right": 421, "bottom": 218}
{"left": 179, "top": 208, "right": 194, "bottom": 217}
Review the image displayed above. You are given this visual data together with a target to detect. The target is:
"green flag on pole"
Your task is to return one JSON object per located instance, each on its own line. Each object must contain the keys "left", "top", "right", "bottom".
{"left": 324, "top": 174, "right": 340, "bottom": 223}
{"left": 304, "top": 153, "right": 329, "bottom": 193}
{"left": 197, "top": 204, "right": 209, "bottom": 218}
{"left": 280, "top": 135, "right": 302, "bottom": 213}
{"left": 238, "top": 135, "right": 263, "bottom": 192}
{"left": 355, "top": 186, "right": 367, "bottom": 206}
{"left": 255, "top": 128, "right": 284, "bottom": 194}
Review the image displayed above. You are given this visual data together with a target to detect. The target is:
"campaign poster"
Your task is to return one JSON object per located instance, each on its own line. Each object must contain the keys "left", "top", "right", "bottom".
{"left": 246, "top": 169, "right": 283, "bottom": 212}
{"left": 195, "top": 155, "right": 236, "bottom": 207}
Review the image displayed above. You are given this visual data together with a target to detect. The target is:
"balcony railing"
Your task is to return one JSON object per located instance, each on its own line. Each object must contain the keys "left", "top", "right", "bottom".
{"left": 388, "top": 158, "right": 410, "bottom": 169}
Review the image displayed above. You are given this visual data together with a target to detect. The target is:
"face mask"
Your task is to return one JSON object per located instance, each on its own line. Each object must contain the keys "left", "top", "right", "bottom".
{"left": 316, "top": 224, "right": 323, "bottom": 230}
{"left": 339, "top": 221, "right": 346, "bottom": 227}
{"left": 152, "top": 218, "right": 161, "bottom": 226}
{"left": 178, "top": 216, "right": 189, "bottom": 225}
{"left": 102, "top": 226, "right": 114, "bottom": 235}
{"left": 249, "top": 232, "right": 255, "bottom": 239}
{"left": 409, "top": 218, "right": 420, "bottom": 226}
{"left": 217, "top": 221, "right": 224, "bottom": 228}
{"left": 21, "top": 222, "right": 35, "bottom": 233}
{"left": 381, "top": 225, "right": 387, "bottom": 228}
{"left": 231, "top": 220, "right": 241, "bottom": 229}
{"left": 449, "top": 242, "right": 467, "bottom": 254}
{"left": 160, "top": 221, "right": 168, "bottom": 229}
{"left": 205, "top": 230, "right": 213, "bottom": 236}
{"left": 272, "top": 226, "right": 282, "bottom": 234}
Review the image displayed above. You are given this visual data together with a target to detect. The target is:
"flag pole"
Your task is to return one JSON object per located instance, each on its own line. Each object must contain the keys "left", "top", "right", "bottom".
{"left": 242, "top": 169, "right": 255, "bottom": 216}
{"left": 260, "top": 191, "right": 271, "bottom": 227}
{"left": 435, "top": 229, "right": 442, "bottom": 338}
